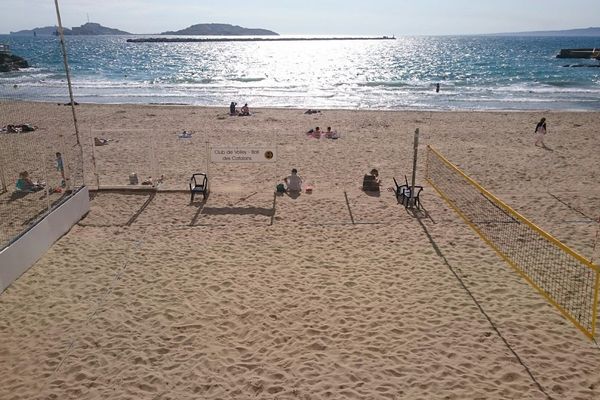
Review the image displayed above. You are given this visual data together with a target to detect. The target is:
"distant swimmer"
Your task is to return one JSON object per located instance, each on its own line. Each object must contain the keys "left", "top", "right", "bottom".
{"left": 435, "top": 83, "right": 440, "bottom": 93}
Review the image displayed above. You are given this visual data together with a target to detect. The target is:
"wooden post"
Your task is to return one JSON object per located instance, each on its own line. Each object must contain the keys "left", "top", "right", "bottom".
{"left": 409, "top": 128, "right": 420, "bottom": 208}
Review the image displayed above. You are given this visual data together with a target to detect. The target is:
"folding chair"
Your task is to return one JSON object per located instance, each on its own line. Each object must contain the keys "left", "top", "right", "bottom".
{"left": 189, "top": 173, "right": 209, "bottom": 202}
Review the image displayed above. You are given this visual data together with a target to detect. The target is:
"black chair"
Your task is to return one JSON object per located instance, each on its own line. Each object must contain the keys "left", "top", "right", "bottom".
{"left": 189, "top": 173, "right": 209, "bottom": 202}
{"left": 393, "top": 176, "right": 423, "bottom": 208}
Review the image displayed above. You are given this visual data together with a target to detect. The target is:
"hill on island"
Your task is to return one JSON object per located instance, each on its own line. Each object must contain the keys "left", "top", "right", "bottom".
{"left": 10, "top": 23, "right": 130, "bottom": 36}
{"left": 161, "top": 23, "right": 278, "bottom": 36}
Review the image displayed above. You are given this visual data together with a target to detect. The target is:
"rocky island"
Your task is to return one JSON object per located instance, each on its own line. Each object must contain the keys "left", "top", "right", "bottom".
{"left": 161, "top": 23, "right": 278, "bottom": 36}
{"left": 10, "top": 23, "right": 131, "bottom": 36}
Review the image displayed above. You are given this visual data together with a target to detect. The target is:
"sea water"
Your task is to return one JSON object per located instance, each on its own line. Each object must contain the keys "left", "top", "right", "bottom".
{"left": 1, "top": 34, "right": 599, "bottom": 110}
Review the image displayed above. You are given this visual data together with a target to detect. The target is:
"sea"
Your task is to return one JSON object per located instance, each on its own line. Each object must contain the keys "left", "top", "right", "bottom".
{"left": 1, "top": 34, "right": 599, "bottom": 111}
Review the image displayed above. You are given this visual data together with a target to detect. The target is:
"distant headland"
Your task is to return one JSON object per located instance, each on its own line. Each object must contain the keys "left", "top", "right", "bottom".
{"left": 488, "top": 27, "right": 600, "bottom": 36}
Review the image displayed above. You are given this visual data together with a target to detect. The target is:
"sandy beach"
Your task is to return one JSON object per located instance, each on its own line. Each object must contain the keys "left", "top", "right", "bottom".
{"left": 1, "top": 102, "right": 600, "bottom": 399}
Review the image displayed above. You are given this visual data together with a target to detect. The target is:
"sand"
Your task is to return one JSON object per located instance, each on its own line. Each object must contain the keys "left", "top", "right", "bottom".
{"left": 0, "top": 102, "right": 599, "bottom": 399}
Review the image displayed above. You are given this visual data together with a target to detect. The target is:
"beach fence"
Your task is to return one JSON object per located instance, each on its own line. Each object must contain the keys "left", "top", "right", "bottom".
{"left": 0, "top": 83, "right": 85, "bottom": 252}
{"left": 89, "top": 130, "right": 279, "bottom": 192}
{"left": 425, "top": 145, "right": 600, "bottom": 339}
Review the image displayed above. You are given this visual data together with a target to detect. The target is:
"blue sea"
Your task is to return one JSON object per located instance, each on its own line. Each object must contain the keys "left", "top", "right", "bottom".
{"left": 1, "top": 34, "right": 599, "bottom": 110}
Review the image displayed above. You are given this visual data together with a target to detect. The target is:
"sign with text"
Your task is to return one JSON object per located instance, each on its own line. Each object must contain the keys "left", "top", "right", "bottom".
{"left": 210, "top": 147, "right": 277, "bottom": 163}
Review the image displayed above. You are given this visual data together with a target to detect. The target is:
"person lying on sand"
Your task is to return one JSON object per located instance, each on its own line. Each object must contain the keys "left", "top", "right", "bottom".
{"left": 2, "top": 124, "right": 37, "bottom": 133}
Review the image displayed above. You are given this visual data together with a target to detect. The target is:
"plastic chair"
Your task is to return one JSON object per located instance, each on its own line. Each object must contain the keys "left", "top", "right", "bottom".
{"left": 189, "top": 173, "right": 209, "bottom": 202}
{"left": 393, "top": 176, "right": 423, "bottom": 208}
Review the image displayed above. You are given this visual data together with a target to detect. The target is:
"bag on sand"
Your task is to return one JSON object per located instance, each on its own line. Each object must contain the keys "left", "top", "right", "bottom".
{"left": 276, "top": 183, "right": 285, "bottom": 193}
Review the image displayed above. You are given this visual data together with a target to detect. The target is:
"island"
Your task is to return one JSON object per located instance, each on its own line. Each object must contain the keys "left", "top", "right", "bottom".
{"left": 10, "top": 23, "right": 131, "bottom": 36}
{"left": 161, "top": 23, "right": 278, "bottom": 36}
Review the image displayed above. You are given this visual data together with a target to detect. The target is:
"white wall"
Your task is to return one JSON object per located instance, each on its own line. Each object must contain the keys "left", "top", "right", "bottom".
{"left": 0, "top": 187, "right": 90, "bottom": 293}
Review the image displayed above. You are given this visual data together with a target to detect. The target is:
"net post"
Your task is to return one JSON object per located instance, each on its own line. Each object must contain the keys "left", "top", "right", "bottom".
{"left": 90, "top": 129, "right": 100, "bottom": 189}
{"left": 0, "top": 156, "right": 7, "bottom": 193}
{"left": 409, "top": 128, "right": 420, "bottom": 208}
{"left": 592, "top": 272, "right": 600, "bottom": 339}
{"left": 205, "top": 141, "right": 210, "bottom": 176}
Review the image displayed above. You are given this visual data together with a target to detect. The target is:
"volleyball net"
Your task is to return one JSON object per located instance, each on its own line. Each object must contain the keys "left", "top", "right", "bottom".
{"left": 425, "top": 145, "right": 600, "bottom": 339}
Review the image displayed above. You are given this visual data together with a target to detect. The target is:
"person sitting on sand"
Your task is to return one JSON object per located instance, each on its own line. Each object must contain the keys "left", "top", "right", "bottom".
{"left": 239, "top": 103, "right": 250, "bottom": 116}
{"left": 362, "top": 168, "right": 381, "bottom": 192}
{"left": 325, "top": 126, "right": 339, "bottom": 139}
{"left": 16, "top": 171, "right": 44, "bottom": 192}
{"left": 312, "top": 127, "right": 322, "bottom": 139}
{"left": 284, "top": 168, "right": 303, "bottom": 192}
{"left": 229, "top": 101, "right": 238, "bottom": 115}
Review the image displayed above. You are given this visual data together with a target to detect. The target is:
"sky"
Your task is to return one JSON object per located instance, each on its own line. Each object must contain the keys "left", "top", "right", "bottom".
{"left": 1, "top": 0, "right": 599, "bottom": 35}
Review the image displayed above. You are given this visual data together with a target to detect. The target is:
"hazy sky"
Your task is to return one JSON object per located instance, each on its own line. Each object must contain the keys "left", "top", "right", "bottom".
{"left": 2, "top": 0, "right": 599, "bottom": 35}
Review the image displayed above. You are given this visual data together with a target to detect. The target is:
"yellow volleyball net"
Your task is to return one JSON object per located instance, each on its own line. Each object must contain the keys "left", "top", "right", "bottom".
{"left": 425, "top": 145, "right": 600, "bottom": 339}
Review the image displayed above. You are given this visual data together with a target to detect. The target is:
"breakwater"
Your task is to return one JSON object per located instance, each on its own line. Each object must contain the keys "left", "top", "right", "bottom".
{"left": 127, "top": 36, "right": 396, "bottom": 43}
{"left": 556, "top": 48, "right": 600, "bottom": 59}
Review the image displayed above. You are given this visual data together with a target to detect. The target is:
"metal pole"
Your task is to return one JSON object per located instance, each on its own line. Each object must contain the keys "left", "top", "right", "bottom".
{"left": 410, "top": 128, "right": 420, "bottom": 208}
{"left": 0, "top": 153, "right": 7, "bottom": 193}
{"left": 205, "top": 141, "right": 210, "bottom": 175}
{"left": 54, "top": 0, "right": 85, "bottom": 186}
{"left": 90, "top": 129, "right": 100, "bottom": 188}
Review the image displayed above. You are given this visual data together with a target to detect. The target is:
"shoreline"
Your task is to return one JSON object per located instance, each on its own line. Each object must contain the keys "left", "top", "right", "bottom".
{"left": 4, "top": 98, "right": 600, "bottom": 113}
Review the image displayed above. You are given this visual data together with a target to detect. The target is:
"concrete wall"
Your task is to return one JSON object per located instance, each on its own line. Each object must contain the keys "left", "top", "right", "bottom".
{"left": 0, "top": 187, "right": 89, "bottom": 293}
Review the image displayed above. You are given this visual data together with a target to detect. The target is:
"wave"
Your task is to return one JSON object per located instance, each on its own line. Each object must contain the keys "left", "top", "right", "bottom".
{"left": 231, "top": 77, "right": 266, "bottom": 82}
{"left": 360, "top": 80, "right": 409, "bottom": 87}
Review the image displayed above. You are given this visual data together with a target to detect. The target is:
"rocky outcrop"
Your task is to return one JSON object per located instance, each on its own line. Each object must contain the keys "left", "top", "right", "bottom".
{"left": 161, "top": 23, "right": 278, "bottom": 36}
{"left": 69, "top": 23, "right": 130, "bottom": 35}
{"left": 0, "top": 53, "right": 29, "bottom": 72}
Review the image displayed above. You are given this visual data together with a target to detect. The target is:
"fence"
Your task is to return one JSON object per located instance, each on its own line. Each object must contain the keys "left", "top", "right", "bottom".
{"left": 0, "top": 16, "right": 84, "bottom": 250}
{"left": 425, "top": 145, "right": 600, "bottom": 339}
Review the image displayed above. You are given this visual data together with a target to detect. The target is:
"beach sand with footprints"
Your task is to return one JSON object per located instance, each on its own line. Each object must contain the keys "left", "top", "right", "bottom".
{"left": 1, "top": 102, "right": 600, "bottom": 399}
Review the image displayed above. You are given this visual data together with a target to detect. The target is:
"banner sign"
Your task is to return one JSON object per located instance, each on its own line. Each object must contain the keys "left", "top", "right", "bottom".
{"left": 210, "top": 147, "right": 277, "bottom": 163}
